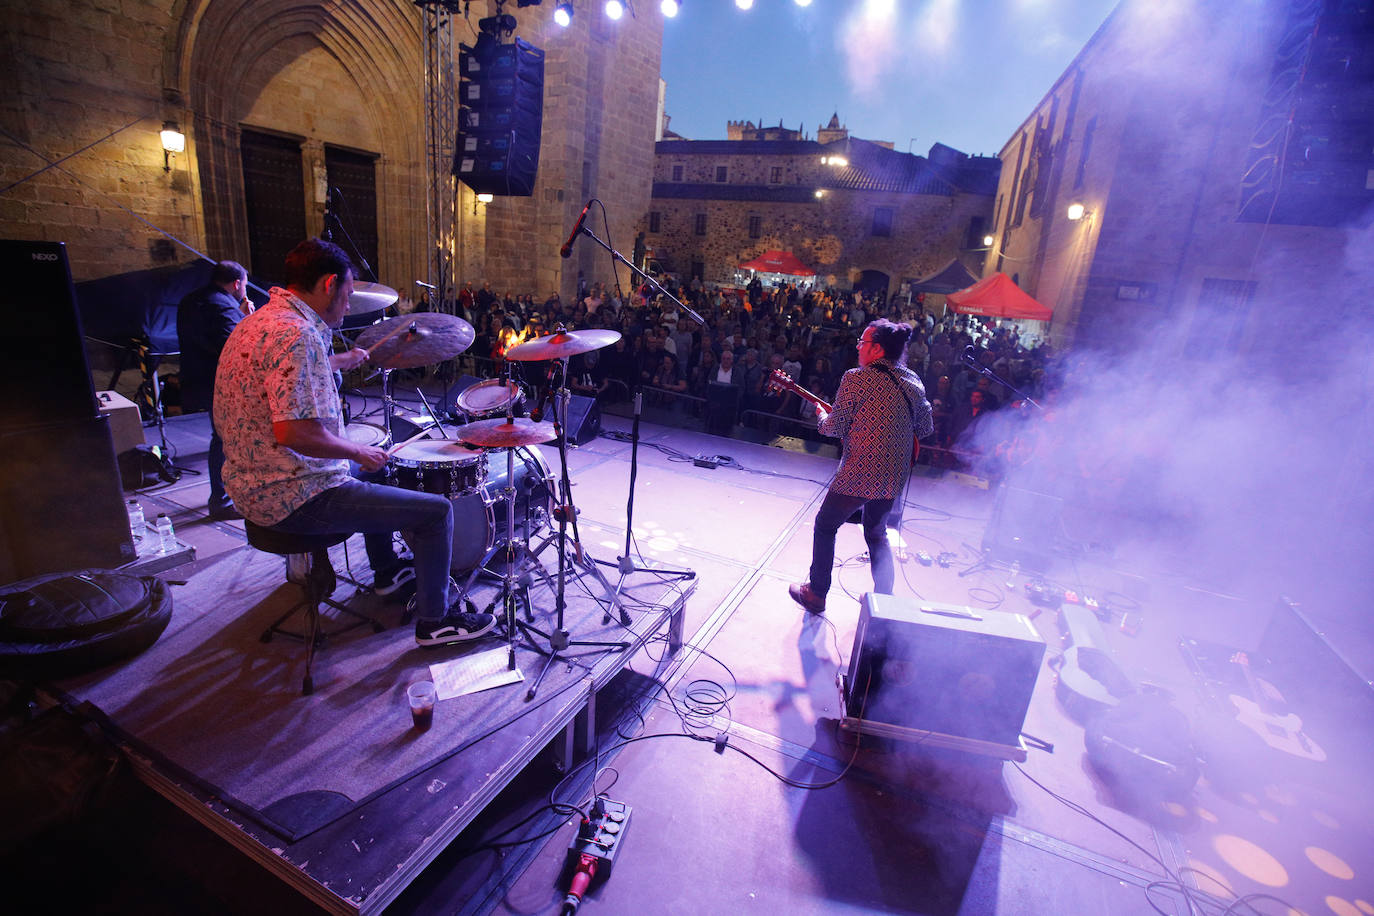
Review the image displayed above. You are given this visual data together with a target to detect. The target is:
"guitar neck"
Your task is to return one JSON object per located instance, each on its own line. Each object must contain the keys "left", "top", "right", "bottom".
{"left": 767, "top": 369, "right": 830, "bottom": 413}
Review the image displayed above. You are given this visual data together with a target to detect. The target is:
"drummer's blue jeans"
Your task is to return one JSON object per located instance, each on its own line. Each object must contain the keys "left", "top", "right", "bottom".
{"left": 269, "top": 478, "right": 454, "bottom": 623}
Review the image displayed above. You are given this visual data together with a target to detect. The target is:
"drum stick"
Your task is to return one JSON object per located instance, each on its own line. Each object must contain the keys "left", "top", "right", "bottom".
{"left": 362, "top": 320, "right": 424, "bottom": 359}
{"left": 382, "top": 427, "right": 439, "bottom": 458}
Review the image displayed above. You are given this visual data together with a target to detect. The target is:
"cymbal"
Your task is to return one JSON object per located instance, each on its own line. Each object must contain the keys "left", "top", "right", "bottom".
{"left": 505, "top": 328, "right": 621, "bottom": 361}
{"left": 456, "top": 417, "right": 557, "bottom": 448}
{"left": 355, "top": 313, "right": 475, "bottom": 369}
{"left": 349, "top": 281, "right": 399, "bottom": 315}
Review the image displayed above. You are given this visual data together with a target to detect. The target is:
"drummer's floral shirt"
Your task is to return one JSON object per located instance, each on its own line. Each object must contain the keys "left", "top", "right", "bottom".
{"left": 214, "top": 287, "right": 350, "bottom": 525}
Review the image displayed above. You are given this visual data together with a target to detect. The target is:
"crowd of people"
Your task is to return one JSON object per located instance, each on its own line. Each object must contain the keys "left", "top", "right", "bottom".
{"left": 436, "top": 273, "right": 1059, "bottom": 470}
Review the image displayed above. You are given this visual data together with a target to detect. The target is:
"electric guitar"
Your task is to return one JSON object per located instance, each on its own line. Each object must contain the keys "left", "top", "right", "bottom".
{"left": 1227, "top": 652, "right": 1326, "bottom": 761}
{"left": 766, "top": 369, "right": 919, "bottom": 462}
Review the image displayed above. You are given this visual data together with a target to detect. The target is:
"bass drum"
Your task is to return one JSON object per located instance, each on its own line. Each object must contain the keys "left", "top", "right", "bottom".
{"left": 451, "top": 447, "right": 555, "bottom": 574}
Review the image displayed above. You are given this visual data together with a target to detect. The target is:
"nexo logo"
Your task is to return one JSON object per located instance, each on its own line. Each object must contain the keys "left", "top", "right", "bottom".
{"left": 32, "top": 252, "right": 59, "bottom": 261}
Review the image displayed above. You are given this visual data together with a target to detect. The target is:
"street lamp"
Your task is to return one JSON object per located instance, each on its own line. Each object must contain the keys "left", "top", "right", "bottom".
{"left": 1066, "top": 202, "right": 1088, "bottom": 221}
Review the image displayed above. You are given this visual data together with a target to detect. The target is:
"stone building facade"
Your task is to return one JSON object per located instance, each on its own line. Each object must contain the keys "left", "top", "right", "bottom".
{"left": 0, "top": 1, "right": 661, "bottom": 307}
{"left": 641, "top": 123, "right": 998, "bottom": 300}
{"left": 988, "top": 0, "right": 1373, "bottom": 352}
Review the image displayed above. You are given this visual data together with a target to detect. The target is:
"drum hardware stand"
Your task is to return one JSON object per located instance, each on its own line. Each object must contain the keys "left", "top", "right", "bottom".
{"left": 141, "top": 352, "right": 198, "bottom": 484}
{"left": 593, "top": 387, "right": 694, "bottom": 623}
{"left": 517, "top": 364, "right": 630, "bottom": 702}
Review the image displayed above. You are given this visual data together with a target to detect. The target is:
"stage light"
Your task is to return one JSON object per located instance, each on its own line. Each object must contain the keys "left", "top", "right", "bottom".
{"left": 605, "top": 0, "right": 623, "bottom": 19}
{"left": 1066, "top": 202, "right": 1087, "bottom": 221}
{"left": 661, "top": 0, "right": 679, "bottom": 16}
{"left": 554, "top": 0, "right": 572, "bottom": 25}
{"left": 794, "top": 0, "right": 812, "bottom": 5}
{"left": 160, "top": 120, "right": 185, "bottom": 172}
{"left": 736, "top": 0, "right": 753, "bottom": 10}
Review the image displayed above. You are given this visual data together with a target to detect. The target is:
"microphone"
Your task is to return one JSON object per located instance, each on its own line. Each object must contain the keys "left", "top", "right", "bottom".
{"left": 560, "top": 200, "right": 593, "bottom": 258}
{"left": 961, "top": 345, "right": 979, "bottom": 365}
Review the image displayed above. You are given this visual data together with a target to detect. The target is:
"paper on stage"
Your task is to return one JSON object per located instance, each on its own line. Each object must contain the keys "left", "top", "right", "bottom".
{"left": 430, "top": 646, "right": 525, "bottom": 699}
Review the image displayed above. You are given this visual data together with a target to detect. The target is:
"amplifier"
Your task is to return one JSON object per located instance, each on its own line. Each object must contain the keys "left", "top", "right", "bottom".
{"left": 843, "top": 594, "right": 1045, "bottom": 747}
{"left": 97, "top": 390, "right": 144, "bottom": 454}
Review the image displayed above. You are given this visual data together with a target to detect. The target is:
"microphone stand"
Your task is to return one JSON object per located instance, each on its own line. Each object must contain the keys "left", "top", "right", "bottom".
{"left": 960, "top": 348, "right": 1042, "bottom": 410}
{"left": 563, "top": 229, "right": 698, "bottom": 613}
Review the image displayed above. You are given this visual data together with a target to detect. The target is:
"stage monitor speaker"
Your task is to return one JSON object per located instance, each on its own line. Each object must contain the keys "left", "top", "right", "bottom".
{"left": 844, "top": 593, "right": 1045, "bottom": 747}
{"left": 981, "top": 485, "right": 1061, "bottom": 572}
{"left": 0, "top": 239, "right": 99, "bottom": 433}
{"left": 0, "top": 415, "right": 135, "bottom": 584}
{"left": 565, "top": 394, "right": 601, "bottom": 446}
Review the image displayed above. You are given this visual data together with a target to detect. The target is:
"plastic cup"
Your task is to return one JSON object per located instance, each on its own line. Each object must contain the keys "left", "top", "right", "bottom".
{"left": 407, "top": 681, "right": 437, "bottom": 730}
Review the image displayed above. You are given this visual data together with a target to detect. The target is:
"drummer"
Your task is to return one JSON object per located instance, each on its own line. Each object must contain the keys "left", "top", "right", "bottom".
{"left": 214, "top": 238, "right": 496, "bottom": 647}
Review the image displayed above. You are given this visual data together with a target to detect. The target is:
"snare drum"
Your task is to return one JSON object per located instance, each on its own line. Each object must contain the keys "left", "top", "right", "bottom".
{"left": 344, "top": 422, "right": 390, "bottom": 449}
{"left": 390, "top": 438, "right": 487, "bottom": 500}
{"left": 456, "top": 378, "right": 524, "bottom": 418}
{"left": 451, "top": 447, "right": 555, "bottom": 574}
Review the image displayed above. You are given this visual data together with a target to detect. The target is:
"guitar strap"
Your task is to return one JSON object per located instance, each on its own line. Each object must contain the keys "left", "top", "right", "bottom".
{"left": 871, "top": 361, "right": 918, "bottom": 436}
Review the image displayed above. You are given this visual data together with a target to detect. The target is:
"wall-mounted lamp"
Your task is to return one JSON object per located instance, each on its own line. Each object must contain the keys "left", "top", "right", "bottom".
{"left": 1066, "top": 202, "right": 1090, "bottom": 221}
{"left": 554, "top": 0, "right": 573, "bottom": 25}
{"left": 475, "top": 191, "right": 494, "bottom": 215}
{"left": 982, "top": 234, "right": 995, "bottom": 247}
{"left": 160, "top": 121, "right": 185, "bottom": 172}
{"left": 813, "top": 189, "right": 825, "bottom": 199}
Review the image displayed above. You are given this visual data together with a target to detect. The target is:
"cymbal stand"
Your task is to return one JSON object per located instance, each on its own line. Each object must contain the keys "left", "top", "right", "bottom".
{"left": 517, "top": 358, "right": 628, "bottom": 702}
{"left": 593, "top": 387, "right": 694, "bottom": 623}
{"left": 459, "top": 360, "right": 552, "bottom": 672}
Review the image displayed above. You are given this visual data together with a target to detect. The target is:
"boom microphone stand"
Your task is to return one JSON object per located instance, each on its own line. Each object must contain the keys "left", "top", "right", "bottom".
{"left": 562, "top": 224, "right": 697, "bottom": 618}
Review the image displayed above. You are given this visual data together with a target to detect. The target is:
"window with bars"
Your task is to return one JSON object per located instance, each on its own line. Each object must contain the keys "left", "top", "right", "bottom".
{"left": 715, "top": 165, "right": 728, "bottom": 182}
{"left": 694, "top": 213, "right": 707, "bottom": 235}
{"left": 748, "top": 215, "right": 761, "bottom": 238}
{"left": 769, "top": 166, "right": 782, "bottom": 184}
{"left": 648, "top": 211, "right": 661, "bottom": 233}
{"left": 671, "top": 164, "right": 684, "bottom": 181}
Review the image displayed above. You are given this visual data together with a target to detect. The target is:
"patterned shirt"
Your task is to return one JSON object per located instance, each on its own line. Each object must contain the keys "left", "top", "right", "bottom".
{"left": 213, "top": 287, "right": 350, "bottom": 525}
{"left": 820, "top": 359, "right": 934, "bottom": 499}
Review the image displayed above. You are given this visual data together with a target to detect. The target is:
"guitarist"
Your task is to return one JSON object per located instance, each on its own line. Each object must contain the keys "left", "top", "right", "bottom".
{"left": 789, "top": 320, "right": 933, "bottom": 614}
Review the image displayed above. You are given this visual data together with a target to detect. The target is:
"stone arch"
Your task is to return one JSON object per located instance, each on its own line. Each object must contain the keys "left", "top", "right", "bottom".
{"left": 165, "top": 0, "right": 426, "bottom": 283}
{"left": 855, "top": 268, "right": 892, "bottom": 299}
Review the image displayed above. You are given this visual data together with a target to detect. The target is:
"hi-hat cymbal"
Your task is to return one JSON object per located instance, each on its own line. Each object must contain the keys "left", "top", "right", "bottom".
{"left": 505, "top": 328, "right": 621, "bottom": 361}
{"left": 456, "top": 417, "right": 557, "bottom": 448}
{"left": 356, "top": 312, "right": 475, "bottom": 369}
{"left": 349, "top": 281, "right": 399, "bottom": 315}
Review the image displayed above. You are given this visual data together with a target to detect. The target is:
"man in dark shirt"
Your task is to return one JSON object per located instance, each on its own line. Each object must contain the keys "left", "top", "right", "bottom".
{"left": 177, "top": 260, "right": 251, "bottom": 519}
{"left": 790, "top": 320, "right": 933, "bottom": 614}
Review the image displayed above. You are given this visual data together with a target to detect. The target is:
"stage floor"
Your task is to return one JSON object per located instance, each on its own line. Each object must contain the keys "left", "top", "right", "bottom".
{"left": 29, "top": 398, "right": 1374, "bottom": 916}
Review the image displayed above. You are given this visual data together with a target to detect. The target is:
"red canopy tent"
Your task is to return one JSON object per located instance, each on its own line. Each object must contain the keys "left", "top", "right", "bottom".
{"left": 738, "top": 250, "right": 816, "bottom": 277}
{"left": 945, "top": 272, "right": 1053, "bottom": 320}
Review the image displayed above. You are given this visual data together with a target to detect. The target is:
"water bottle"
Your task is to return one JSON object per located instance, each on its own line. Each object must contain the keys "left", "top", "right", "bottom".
{"left": 155, "top": 513, "right": 176, "bottom": 554}
{"left": 126, "top": 499, "right": 145, "bottom": 544}
{"left": 1005, "top": 560, "right": 1021, "bottom": 591}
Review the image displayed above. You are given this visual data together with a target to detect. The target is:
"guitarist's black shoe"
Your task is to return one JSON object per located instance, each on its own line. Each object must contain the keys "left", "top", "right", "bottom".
{"left": 788, "top": 583, "right": 826, "bottom": 615}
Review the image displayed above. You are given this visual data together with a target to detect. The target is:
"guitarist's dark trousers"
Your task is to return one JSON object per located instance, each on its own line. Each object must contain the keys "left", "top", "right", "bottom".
{"left": 810, "top": 491, "right": 896, "bottom": 597}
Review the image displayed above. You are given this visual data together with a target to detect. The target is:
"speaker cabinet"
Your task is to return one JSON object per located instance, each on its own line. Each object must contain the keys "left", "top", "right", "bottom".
{"left": 565, "top": 394, "right": 601, "bottom": 446}
{"left": 844, "top": 593, "right": 1045, "bottom": 747}
{"left": 1, "top": 239, "right": 99, "bottom": 432}
{"left": 0, "top": 416, "right": 136, "bottom": 584}
{"left": 454, "top": 37, "right": 544, "bottom": 197}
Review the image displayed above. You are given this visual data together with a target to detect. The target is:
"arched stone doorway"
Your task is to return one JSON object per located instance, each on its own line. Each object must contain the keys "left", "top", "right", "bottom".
{"left": 856, "top": 269, "right": 890, "bottom": 299}
{"left": 165, "top": 0, "right": 426, "bottom": 285}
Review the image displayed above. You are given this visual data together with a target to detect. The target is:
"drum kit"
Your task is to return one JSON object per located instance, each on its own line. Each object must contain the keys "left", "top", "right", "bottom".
{"left": 343, "top": 298, "right": 631, "bottom": 698}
